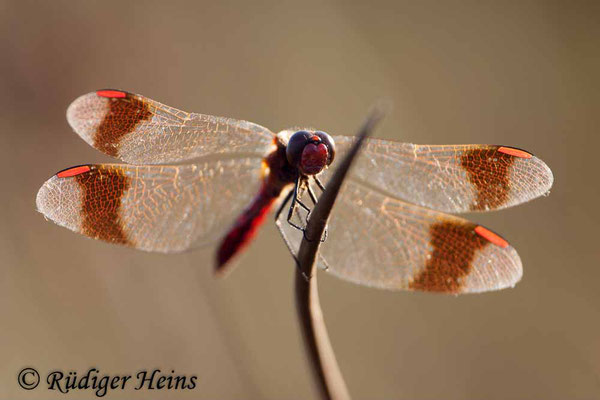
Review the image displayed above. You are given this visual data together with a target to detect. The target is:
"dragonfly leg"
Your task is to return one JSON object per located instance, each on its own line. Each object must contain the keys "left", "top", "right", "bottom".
{"left": 274, "top": 188, "right": 294, "bottom": 224}
{"left": 305, "top": 183, "right": 319, "bottom": 222}
{"left": 307, "top": 183, "right": 319, "bottom": 205}
{"left": 286, "top": 177, "right": 308, "bottom": 232}
{"left": 273, "top": 187, "right": 312, "bottom": 280}
{"left": 314, "top": 177, "right": 329, "bottom": 241}
{"left": 296, "top": 198, "right": 311, "bottom": 213}
{"left": 274, "top": 188, "right": 302, "bottom": 261}
{"left": 287, "top": 178, "right": 327, "bottom": 244}
{"left": 314, "top": 176, "right": 326, "bottom": 192}
{"left": 305, "top": 179, "right": 328, "bottom": 243}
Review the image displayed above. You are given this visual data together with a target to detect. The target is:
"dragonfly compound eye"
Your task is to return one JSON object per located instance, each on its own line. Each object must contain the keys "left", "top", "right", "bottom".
{"left": 314, "top": 131, "right": 335, "bottom": 166}
{"left": 286, "top": 130, "right": 313, "bottom": 167}
{"left": 286, "top": 130, "right": 334, "bottom": 175}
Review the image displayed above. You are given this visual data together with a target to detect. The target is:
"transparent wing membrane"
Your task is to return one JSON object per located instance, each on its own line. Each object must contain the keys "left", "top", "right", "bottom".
{"left": 320, "top": 137, "right": 553, "bottom": 213}
{"left": 66, "top": 90, "right": 275, "bottom": 164}
{"left": 38, "top": 91, "right": 553, "bottom": 292}
{"left": 37, "top": 157, "right": 265, "bottom": 253}
{"left": 277, "top": 180, "right": 522, "bottom": 294}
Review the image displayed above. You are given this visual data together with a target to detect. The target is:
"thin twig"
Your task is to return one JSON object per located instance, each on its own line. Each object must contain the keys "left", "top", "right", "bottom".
{"left": 295, "top": 107, "right": 385, "bottom": 400}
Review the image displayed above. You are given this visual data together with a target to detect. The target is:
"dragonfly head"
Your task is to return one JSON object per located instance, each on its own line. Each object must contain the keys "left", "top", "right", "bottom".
{"left": 286, "top": 130, "right": 335, "bottom": 176}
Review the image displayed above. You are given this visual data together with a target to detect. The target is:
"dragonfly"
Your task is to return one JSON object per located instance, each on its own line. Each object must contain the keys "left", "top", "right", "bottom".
{"left": 36, "top": 89, "right": 553, "bottom": 294}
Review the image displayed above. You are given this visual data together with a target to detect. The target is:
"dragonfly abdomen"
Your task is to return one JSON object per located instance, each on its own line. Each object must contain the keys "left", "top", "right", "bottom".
{"left": 215, "top": 183, "right": 281, "bottom": 274}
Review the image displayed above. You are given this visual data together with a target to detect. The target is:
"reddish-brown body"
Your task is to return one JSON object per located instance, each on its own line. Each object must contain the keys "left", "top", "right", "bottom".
{"left": 37, "top": 89, "right": 553, "bottom": 294}
{"left": 216, "top": 138, "right": 299, "bottom": 272}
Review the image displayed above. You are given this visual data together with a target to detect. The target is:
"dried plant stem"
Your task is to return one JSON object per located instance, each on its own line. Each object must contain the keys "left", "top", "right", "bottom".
{"left": 295, "top": 108, "right": 384, "bottom": 400}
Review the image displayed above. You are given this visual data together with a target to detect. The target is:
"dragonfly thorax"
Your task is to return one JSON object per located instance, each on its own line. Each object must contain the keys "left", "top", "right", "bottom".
{"left": 285, "top": 130, "right": 335, "bottom": 176}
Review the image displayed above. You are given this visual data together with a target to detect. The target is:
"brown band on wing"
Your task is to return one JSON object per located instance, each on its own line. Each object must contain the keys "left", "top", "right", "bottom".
{"left": 95, "top": 94, "right": 152, "bottom": 157}
{"left": 409, "top": 221, "right": 489, "bottom": 293}
{"left": 460, "top": 147, "right": 515, "bottom": 211}
{"left": 75, "top": 166, "right": 132, "bottom": 245}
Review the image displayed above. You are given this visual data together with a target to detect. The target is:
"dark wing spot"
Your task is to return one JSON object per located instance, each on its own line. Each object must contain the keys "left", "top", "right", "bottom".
{"left": 460, "top": 147, "right": 515, "bottom": 211}
{"left": 75, "top": 166, "right": 131, "bottom": 245}
{"left": 95, "top": 94, "right": 152, "bottom": 157}
{"left": 409, "top": 221, "right": 489, "bottom": 293}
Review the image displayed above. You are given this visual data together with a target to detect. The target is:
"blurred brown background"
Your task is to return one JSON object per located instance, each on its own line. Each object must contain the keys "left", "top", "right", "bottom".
{"left": 1, "top": 0, "right": 598, "bottom": 399}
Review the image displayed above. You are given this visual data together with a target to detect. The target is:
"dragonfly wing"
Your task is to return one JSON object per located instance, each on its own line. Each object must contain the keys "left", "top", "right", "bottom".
{"left": 320, "top": 137, "right": 553, "bottom": 213}
{"left": 36, "top": 156, "right": 264, "bottom": 252}
{"left": 66, "top": 90, "right": 275, "bottom": 164}
{"left": 277, "top": 180, "right": 522, "bottom": 293}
